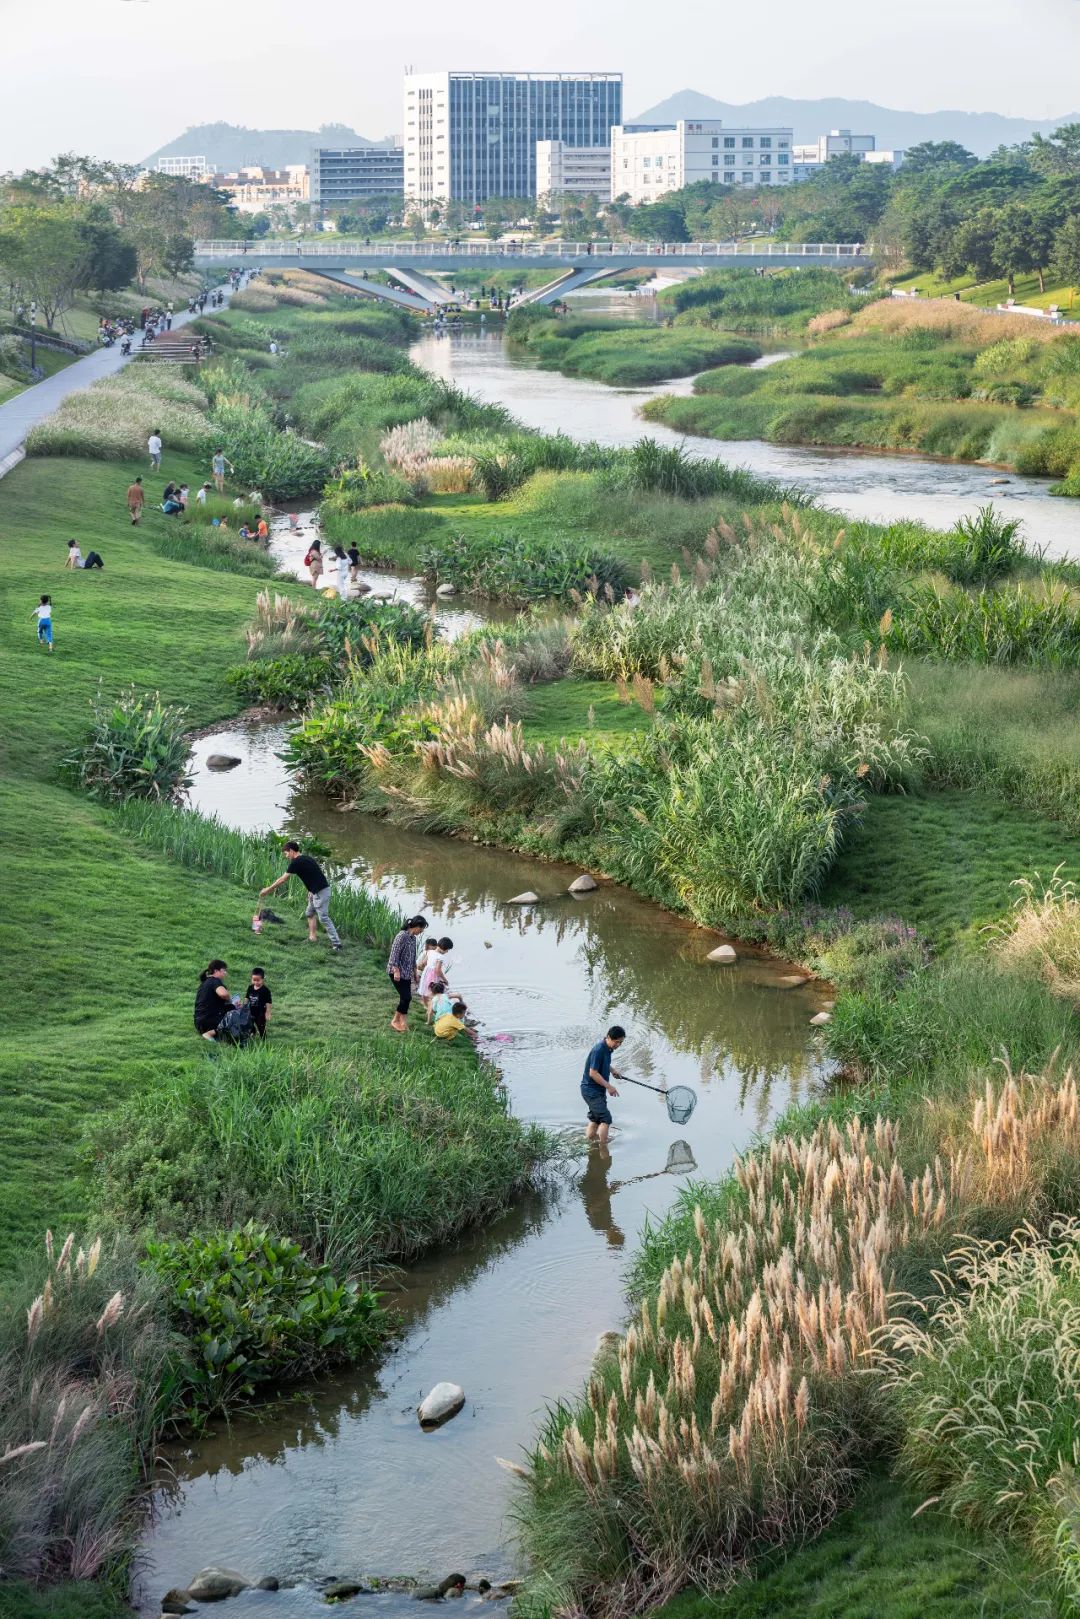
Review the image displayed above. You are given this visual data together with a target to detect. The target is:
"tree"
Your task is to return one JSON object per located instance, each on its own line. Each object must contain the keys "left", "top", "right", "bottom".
{"left": 1029, "top": 124, "right": 1080, "bottom": 179}
{"left": 902, "top": 141, "right": 977, "bottom": 175}
{"left": 991, "top": 203, "right": 1036, "bottom": 296}
{"left": 162, "top": 234, "right": 195, "bottom": 276}
{"left": 77, "top": 216, "right": 137, "bottom": 292}
{"left": 1051, "top": 215, "right": 1080, "bottom": 294}
{"left": 0, "top": 207, "right": 93, "bottom": 328}
{"left": 632, "top": 201, "right": 689, "bottom": 242}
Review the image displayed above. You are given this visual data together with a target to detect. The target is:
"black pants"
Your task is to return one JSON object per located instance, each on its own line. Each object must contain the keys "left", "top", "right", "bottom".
{"left": 390, "top": 971, "right": 412, "bottom": 1016}
{"left": 84, "top": 552, "right": 104, "bottom": 569}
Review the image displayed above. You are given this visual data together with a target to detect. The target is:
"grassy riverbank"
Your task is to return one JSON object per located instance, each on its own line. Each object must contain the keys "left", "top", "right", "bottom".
{"left": 507, "top": 308, "right": 763, "bottom": 386}
{"left": 0, "top": 290, "right": 556, "bottom": 1612}
{"left": 645, "top": 294, "right": 1080, "bottom": 490}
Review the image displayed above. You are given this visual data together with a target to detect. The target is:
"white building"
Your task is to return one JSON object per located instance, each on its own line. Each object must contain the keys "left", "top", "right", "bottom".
{"left": 156, "top": 155, "right": 212, "bottom": 180}
{"left": 404, "top": 71, "right": 622, "bottom": 206}
{"left": 865, "top": 149, "right": 906, "bottom": 170}
{"left": 792, "top": 129, "right": 876, "bottom": 166}
{"left": 536, "top": 140, "right": 612, "bottom": 201}
{"left": 610, "top": 120, "right": 793, "bottom": 203}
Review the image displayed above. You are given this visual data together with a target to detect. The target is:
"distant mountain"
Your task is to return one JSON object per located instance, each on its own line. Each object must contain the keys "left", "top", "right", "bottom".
{"left": 143, "top": 122, "right": 396, "bottom": 172}
{"left": 629, "top": 92, "right": 1080, "bottom": 156}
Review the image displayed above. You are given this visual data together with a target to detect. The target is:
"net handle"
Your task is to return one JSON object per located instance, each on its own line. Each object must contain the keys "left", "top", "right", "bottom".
{"left": 619, "top": 1074, "right": 668, "bottom": 1096}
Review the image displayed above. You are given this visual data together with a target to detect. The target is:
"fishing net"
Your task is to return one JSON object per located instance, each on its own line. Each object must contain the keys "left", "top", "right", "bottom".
{"left": 664, "top": 1086, "right": 697, "bottom": 1125}
{"left": 665, "top": 1139, "right": 697, "bottom": 1174}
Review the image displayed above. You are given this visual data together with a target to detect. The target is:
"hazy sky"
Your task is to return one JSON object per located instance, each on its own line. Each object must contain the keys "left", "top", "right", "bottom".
{"left": 3, "top": 0, "right": 1080, "bottom": 171}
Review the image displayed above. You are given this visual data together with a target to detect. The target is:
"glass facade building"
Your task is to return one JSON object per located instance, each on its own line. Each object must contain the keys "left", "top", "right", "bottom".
{"left": 404, "top": 72, "right": 622, "bottom": 206}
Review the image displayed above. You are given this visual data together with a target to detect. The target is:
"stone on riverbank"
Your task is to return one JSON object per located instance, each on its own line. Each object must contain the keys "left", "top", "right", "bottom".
{"left": 568, "top": 874, "right": 597, "bottom": 894}
{"left": 435, "top": 583, "right": 457, "bottom": 597}
{"left": 205, "top": 754, "right": 242, "bottom": 771}
{"left": 161, "top": 1596, "right": 195, "bottom": 1616}
{"left": 186, "top": 1566, "right": 252, "bottom": 1601}
{"left": 507, "top": 891, "right": 539, "bottom": 904}
{"left": 810, "top": 1011, "right": 831, "bottom": 1026}
{"left": 707, "top": 944, "right": 737, "bottom": 963}
{"left": 419, "top": 1381, "right": 466, "bottom": 1427}
{"left": 324, "top": 1579, "right": 367, "bottom": 1600}
{"left": 414, "top": 1574, "right": 468, "bottom": 1600}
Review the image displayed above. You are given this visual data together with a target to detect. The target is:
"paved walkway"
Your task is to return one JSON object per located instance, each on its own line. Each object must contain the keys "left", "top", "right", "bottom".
{"left": 0, "top": 293, "right": 234, "bottom": 475}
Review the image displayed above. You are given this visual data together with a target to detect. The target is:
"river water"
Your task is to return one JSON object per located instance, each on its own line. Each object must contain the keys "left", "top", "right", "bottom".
{"left": 137, "top": 304, "right": 1052, "bottom": 1612}
{"left": 411, "top": 309, "right": 1080, "bottom": 560}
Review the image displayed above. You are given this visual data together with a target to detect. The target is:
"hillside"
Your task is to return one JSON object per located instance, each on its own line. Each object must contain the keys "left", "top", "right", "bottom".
{"left": 629, "top": 91, "right": 1080, "bottom": 155}
{"left": 143, "top": 121, "right": 397, "bottom": 172}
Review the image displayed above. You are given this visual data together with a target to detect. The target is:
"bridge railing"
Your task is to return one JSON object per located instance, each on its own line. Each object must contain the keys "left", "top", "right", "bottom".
{"left": 194, "top": 238, "right": 872, "bottom": 260}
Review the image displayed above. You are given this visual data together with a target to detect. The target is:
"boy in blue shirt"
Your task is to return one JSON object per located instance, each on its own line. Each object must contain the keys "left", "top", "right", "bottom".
{"left": 581, "top": 1025, "right": 626, "bottom": 1145}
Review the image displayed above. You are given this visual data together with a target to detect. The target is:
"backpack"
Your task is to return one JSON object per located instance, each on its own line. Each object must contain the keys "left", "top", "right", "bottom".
{"left": 218, "top": 1003, "right": 255, "bottom": 1046}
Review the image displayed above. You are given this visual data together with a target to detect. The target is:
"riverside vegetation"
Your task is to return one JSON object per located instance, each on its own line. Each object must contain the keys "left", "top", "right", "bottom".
{"left": 645, "top": 278, "right": 1080, "bottom": 490}
{"left": 5, "top": 272, "right": 1080, "bottom": 1618}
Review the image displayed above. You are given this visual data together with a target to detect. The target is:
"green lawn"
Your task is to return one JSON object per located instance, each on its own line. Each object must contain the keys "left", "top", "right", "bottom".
{"left": 655, "top": 1476, "right": 1046, "bottom": 1619}
{"left": 821, "top": 787, "right": 1080, "bottom": 950}
{"left": 889, "top": 266, "right": 1078, "bottom": 312}
{"left": 522, "top": 676, "right": 652, "bottom": 744}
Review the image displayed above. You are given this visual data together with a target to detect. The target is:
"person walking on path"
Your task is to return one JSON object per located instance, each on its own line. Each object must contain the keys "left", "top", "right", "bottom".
{"left": 259, "top": 840, "right": 342, "bottom": 951}
{"left": 33, "top": 594, "right": 54, "bottom": 652}
{"left": 126, "top": 475, "right": 145, "bottom": 525}
{"left": 212, "top": 448, "right": 233, "bottom": 494}
{"left": 581, "top": 1025, "right": 626, "bottom": 1146}
{"left": 387, "top": 915, "right": 428, "bottom": 1032}
{"left": 148, "top": 430, "right": 162, "bottom": 471}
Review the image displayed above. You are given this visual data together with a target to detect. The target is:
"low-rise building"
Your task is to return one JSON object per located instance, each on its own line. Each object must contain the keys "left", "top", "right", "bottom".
{"left": 536, "top": 140, "right": 612, "bottom": 201}
{"left": 212, "top": 165, "right": 310, "bottom": 213}
{"left": 864, "top": 149, "right": 906, "bottom": 169}
{"left": 611, "top": 119, "right": 793, "bottom": 202}
{"left": 310, "top": 146, "right": 405, "bottom": 211}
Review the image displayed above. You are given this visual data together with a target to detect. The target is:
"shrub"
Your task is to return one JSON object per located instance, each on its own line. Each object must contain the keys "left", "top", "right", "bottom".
{"left": 0, "top": 1232, "right": 174, "bottom": 1583}
{"left": 992, "top": 870, "right": 1080, "bottom": 1000}
{"left": 422, "top": 527, "right": 630, "bottom": 604}
{"left": 879, "top": 579, "right": 1080, "bottom": 668}
{"left": 320, "top": 460, "right": 416, "bottom": 514}
{"left": 227, "top": 653, "right": 332, "bottom": 706}
{"left": 209, "top": 398, "right": 333, "bottom": 501}
{"left": 63, "top": 686, "right": 191, "bottom": 804}
{"left": 146, "top": 1224, "right": 381, "bottom": 1418}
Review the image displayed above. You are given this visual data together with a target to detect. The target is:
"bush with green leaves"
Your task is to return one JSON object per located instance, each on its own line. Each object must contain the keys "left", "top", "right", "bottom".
{"left": 146, "top": 1224, "right": 382, "bottom": 1417}
{"left": 423, "top": 526, "right": 630, "bottom": 604}
{"left": 227, "top": 653, "right": 332, "bottom": 706}
{"left": 320, "top": 460, "right": 416, "bottom": 514}
{"left": 63, "top": 686, "right": 192, "bottom": 804}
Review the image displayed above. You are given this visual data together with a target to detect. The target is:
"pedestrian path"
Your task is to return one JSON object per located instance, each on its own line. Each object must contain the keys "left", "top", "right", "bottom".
{"left": 0, "top": 295, "right": 232, "bottom": 475}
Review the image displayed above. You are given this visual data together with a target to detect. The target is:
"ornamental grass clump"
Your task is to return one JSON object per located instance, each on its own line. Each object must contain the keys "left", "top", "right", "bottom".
{"left": 992, "top": 870, "right": 1080, "bottom": 1001}
{"left": 882, "top": 1216, "right": 1080, "bottom": 1611}
{"left": 63, "top": 686, "right": 192, "bottom": 805}
{"left": 26, "top": 366, "right": 212, "bottom": 460}
{"left": 517, "top": 1066, "right": 1080, "bottom": 1617}
{"left": 0, "top": 1231, "right": 173, "bottom": 1583}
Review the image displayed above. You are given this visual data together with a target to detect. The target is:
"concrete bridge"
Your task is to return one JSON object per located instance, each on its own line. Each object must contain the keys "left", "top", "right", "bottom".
{"left": 194, "top": 238, "right": 874, "bottom": 309}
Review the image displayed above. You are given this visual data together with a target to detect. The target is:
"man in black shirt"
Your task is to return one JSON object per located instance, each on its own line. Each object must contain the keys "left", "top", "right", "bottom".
{"left": 247, "top": 968, "right": 273, "bottom": 1036}
{"left": 259, "top": 839, "right": 342, "bottom": 950}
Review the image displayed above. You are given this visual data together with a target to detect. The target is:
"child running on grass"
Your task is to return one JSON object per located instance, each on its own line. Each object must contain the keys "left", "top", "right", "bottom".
{"left": 33, "top": 595, "right": 53, "bottom": 651}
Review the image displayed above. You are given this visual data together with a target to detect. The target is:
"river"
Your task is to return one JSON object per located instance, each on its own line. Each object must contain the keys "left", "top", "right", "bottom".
{"left": 411, "top": 305, "right": 1080, "bottom": 561}
{"left": 136, "top": 305, "right": 1038, "bottom": 1614}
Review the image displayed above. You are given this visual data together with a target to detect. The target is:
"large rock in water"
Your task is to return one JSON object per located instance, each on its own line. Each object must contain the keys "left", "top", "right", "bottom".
{"left": 707, "top": 944, "right": 737, "bottom": 964}
{"left": 185, "top": 1567, "right": 251, "bottom": 1601}
{"left": 418, "top": 1381, "right": 466, "bottom": 1427}
{"left": 568, "top": 873, "right": 597, "bottom": 895}
{"left": 205, "top": 754, "right": 242, "bottom": 772}
{"left": 810, "top": 1011, "right": 832, "bottom": 1026}
{"left": 507, "top": 891, "right": 539, "bottom": 904}
{"left": 435, "top": 582, "right": 457, "bottom": 598}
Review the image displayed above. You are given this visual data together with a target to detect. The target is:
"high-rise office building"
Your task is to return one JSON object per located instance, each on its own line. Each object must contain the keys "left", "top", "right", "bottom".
{"left": 310, "top": 146, "right": 405, "bottom": 210}
{"left": 404, "top": 71, "right": 622, "bottom": 207}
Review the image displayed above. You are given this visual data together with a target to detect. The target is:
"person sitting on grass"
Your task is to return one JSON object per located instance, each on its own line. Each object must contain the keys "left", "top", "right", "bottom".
{"left": 246, "top": 967, "right": 273, "bottom": 1037}
{"left": 434, "top": 999, "right": 478, "bottom": 1043}
{"left": 66, "top": 541, "right": 104, "bottom": 569}
{"left": 194, "top": 960, "right": 233, "bottom": 1040}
